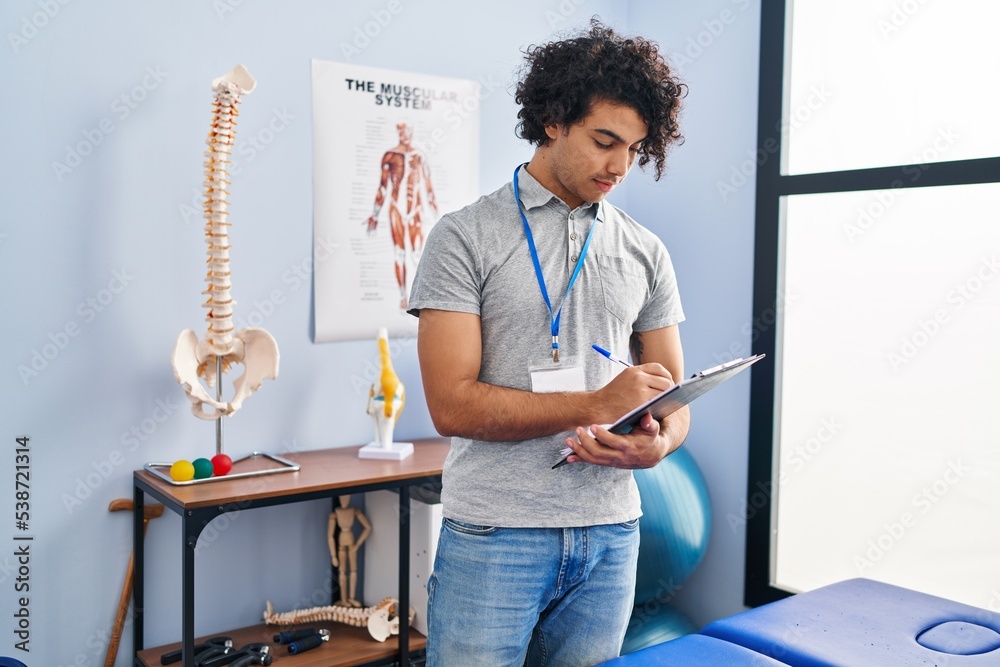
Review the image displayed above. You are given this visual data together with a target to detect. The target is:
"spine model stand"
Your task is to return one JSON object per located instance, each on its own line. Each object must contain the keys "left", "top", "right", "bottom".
{"left": 171, "top": 65, "right": 279, "bottom": 419}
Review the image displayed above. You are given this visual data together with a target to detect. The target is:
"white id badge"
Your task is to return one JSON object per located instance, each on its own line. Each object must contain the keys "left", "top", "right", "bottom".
{"left": 529, "top": 357, "right": 586, "bottom": 393}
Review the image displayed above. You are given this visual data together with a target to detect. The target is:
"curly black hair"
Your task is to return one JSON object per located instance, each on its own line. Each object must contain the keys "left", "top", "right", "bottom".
{"left": 515, "top": 18, "right": 686, "bottom": 180}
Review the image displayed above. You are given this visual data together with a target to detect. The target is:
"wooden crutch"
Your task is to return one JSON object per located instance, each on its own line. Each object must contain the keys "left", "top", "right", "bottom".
{"left": 105, "top": 499, "right": 164, "bottom": 667}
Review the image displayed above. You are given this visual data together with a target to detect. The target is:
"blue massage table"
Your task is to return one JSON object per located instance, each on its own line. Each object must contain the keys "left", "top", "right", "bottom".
{"left": 599, "top": 578, "right": 1000, "bottom": 666}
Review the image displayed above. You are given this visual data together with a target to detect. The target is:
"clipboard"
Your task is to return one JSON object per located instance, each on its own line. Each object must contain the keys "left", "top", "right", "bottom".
{"left": 553, "top": 354, "right": 765, "bottom": 469}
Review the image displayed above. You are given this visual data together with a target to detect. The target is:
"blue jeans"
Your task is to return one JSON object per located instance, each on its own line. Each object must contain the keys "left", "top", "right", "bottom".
{"left": 425, "top": 518, "right": 640, "bottom": 667}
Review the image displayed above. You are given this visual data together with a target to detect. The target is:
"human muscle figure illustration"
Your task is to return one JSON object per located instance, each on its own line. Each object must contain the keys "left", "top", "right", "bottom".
{"left": 366, "top": 121, "right": 438, "bottom": 310}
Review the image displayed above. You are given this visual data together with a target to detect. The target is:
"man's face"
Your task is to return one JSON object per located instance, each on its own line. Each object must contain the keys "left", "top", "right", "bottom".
{"left": 544, "top": 98, "right": 647, "bottom": 208}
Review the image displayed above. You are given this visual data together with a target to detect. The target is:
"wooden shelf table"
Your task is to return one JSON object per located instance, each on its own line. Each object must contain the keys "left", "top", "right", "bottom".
{"left": 132, "top": 438, "right": 449, "bottom": 666}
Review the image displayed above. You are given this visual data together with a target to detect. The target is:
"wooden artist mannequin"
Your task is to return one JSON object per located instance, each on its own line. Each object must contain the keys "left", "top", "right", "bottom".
{"left": 328, "top": 495, "right": 372, "bottom": 607}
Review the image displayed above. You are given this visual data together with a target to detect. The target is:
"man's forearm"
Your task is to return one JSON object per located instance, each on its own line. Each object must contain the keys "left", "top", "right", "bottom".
{"left": 429, "top": 378, "right": 609, "bottom": 442}
{"left": 660, "top": 405, "right": 690, "bottom": 457}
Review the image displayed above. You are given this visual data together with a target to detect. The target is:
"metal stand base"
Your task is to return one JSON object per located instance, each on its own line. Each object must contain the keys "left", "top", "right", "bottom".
{"left": 149, "top": 357, "right": 300, "bottom": 486}
{"left": 144, "top": 451, "right": 300, "bottom": 486}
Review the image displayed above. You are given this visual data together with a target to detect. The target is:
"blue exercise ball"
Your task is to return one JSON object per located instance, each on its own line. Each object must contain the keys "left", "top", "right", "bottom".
{"left": 621, "top": 602, "right": 700, "bottom": 654}
{"left": 632, "top": 446, "right": 711, "bottom": 605}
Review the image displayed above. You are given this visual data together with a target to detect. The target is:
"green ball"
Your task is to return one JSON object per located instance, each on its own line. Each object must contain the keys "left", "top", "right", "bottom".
{"left": 192, "top": 458, "right": 214, "bottom": 479}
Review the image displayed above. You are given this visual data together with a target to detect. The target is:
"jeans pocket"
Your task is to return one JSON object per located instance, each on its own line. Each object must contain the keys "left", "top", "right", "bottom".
{"left": 618, "top": 517, "right": 640, "bottom": 531}
{"left": 443, "top": 517, "right": 499, "bottom": 536}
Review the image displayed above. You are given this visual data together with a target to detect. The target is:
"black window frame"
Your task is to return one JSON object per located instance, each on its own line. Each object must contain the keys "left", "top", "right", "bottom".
{"left": 745, "top": 0, "right": 1000, "bottom": 607}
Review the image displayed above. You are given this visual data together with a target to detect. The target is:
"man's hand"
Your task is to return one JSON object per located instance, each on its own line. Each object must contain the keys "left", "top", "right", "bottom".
{"left": 590, "top": 362, "right": 674, "bottom": 424}
{"left": 561, "top": 408, "right": 689, "bottom": 469}
{"left": 560, "top": 325, "right": 690, "bottom": 469}
{"left": 365, "top": 215, "right": 379, "bottom": 234}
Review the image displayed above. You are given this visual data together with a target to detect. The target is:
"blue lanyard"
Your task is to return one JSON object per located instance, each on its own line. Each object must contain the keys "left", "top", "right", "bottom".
{"left": 512, "top": 164, "right": 599, "bottom": 362}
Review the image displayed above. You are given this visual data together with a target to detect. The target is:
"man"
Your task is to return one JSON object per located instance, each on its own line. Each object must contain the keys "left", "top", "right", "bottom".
{"left": 408, "top": 19, "right": 688, "bottom": 666}
{"left": 366, "top": 120, "right": 439, "bottom": 310}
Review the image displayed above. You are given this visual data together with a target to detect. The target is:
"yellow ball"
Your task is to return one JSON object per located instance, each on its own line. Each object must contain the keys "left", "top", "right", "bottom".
{"left": 170, "top": 459, "right": 195, "bottom": 482}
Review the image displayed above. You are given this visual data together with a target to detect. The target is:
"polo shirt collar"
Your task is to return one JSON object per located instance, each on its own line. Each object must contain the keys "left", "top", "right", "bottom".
{"left": 516, "top": 164, "right": 602, "bottom": 220}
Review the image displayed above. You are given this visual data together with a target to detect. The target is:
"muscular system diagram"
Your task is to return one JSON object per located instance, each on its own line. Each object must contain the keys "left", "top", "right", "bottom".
{"left": 365, "top": 121, "right": 438, "bottom": 310}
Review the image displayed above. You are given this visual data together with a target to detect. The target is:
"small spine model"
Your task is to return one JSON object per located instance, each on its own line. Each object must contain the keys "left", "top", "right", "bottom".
{"left": 264, "top": 598, "right": 415, "bottom": 642}
{"left": 171, "top": 65, "right": 279, "bottom": 419}
{"left": 264, "top": 597, "right": 399, "bottom": 627}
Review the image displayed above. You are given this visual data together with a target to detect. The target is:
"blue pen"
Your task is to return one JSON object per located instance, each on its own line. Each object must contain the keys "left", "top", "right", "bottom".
{"left": 591, "top": 344, "right": 632, "bottom": 368}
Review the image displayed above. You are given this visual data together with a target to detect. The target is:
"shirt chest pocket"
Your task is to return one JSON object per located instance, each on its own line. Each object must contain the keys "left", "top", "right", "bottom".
{"left": 596, "top": 254, "right": 647, "bottom": 325}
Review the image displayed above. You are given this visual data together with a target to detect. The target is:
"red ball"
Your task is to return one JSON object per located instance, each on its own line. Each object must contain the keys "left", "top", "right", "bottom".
{"left": 211, "top": 454, "right": 233, "bottom": 476}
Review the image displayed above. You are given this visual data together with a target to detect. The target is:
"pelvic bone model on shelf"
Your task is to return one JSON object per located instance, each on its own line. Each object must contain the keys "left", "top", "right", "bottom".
{"left": 171, "top": 65, "right": 279, "bottom": 420}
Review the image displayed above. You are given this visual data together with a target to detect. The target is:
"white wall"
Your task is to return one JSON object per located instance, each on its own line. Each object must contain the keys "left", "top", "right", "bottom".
{"left": 0, "top": 1, "right": 760, "bottom": 663}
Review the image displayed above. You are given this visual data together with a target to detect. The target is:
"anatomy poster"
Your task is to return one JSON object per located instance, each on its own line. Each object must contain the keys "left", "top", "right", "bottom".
{"left": 312, "top": 59, "right": 480, "bottom": 342}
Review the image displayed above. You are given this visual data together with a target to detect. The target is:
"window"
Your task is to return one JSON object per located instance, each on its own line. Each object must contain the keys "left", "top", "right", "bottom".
{"left": 746, "top": 0, "right": 1000, "bottom": 608}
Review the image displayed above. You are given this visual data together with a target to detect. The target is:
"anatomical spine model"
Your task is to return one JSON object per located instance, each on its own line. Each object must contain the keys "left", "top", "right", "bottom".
{"left": 263, "top": 597, "right": 415, "bottom": 642}
{"left": 171, "top": 65, "right": 279, "bottom": 419}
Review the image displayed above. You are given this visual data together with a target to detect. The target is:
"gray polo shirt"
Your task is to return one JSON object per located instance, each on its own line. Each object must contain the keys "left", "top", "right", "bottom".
{"left": 408, "top": 166, "right": 684, "bottom": 527}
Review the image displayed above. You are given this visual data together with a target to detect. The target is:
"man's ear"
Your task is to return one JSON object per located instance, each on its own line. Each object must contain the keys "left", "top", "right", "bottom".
{"left": 544, "top": 123, "right": 562, "bottom": 141}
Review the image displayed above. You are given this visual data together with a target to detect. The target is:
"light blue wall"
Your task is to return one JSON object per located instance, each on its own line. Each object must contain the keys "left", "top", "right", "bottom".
{"left": 0, "top": 0, "right": 758, "bottom": 663}
{"left": 623, "top": 0, "right": 762, "bottom": 626}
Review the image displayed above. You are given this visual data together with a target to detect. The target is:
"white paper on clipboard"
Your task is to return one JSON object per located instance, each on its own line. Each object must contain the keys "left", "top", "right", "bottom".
{"left": 552, "top": 354, "right": 765, "bottom": 468}
{"left": 609, "top": 354, "right": 765, "bottom": 434}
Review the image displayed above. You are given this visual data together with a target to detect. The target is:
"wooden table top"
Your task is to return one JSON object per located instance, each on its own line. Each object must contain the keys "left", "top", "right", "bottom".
{"left": 134, "top": 438, "right": 450, "bottom": 510}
